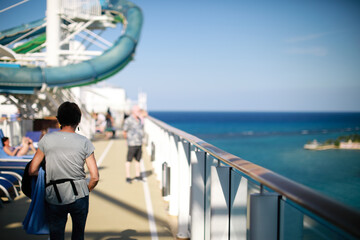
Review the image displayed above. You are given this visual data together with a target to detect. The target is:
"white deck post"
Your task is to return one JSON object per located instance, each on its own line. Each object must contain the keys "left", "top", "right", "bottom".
{"left": 177, "top": 140, "right": 191, "bottom": 239}
{"left": 168, "top": 134, "right": 179, "bottom": 216}
{"left": 46, "top": 0, "right": 61, "bottom": 66}
{"left": 190, "top": 150, "right": 206, "bottom": 239}
{"left": 204, "top": 155, "right": 214, "bottom": 240}
{"left": 211, "top": 165, "right": 231, "bottom": 240}
{"left": 162, "top": 131, "right": 171, "bottom": 197}
{"left": 159, "top": 129, "right": 168, "bottom": 180}
{"left": 154, "top": 128, "right": 164, "bottom": 180}
{"left": 250, "top": 192, "right": 280, "bottom": 240}
{"left": 230, "top": 173, "right": 248, "bottom": 240}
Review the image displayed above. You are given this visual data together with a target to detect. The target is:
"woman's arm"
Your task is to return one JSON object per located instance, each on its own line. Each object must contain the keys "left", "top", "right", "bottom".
{"left": 85, "top": 153, "right": 99, "bottom": 192}
{"left": 29, "top": 149, "right": 45, "bottom": 176}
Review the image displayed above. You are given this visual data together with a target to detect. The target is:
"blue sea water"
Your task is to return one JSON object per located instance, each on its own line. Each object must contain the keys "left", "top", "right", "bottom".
{"left": 149, "top": 111, "right": 360, "bottom": 211}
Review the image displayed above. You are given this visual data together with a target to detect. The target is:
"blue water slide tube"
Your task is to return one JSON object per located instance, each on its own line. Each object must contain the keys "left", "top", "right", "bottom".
{"left": 0, "top": 0, "right": 142, "bottom": 94}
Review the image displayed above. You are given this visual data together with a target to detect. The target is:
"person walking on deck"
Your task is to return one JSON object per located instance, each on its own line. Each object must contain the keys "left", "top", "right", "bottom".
{"left": 105, "top": 109, "right": 115, "bottom": 139}
{"left": 123, "top": 105, "right": 147, "bottom": 183}
{"left": 29, "top": 101, "right": 99, "bottom": 240}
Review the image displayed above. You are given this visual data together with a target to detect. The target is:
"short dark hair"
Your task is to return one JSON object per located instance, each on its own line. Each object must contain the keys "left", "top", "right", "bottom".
{"left": 56, "top": 101, "right": 81, "bottom": 127}
{"left": 2, "top": 137, "right": 9, "bottom": 146}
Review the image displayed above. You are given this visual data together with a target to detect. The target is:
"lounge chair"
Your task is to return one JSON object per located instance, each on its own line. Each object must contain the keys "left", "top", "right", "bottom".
{"left": 0, "top": 130, "right": 32, "bottom": 202}
{"left": 0, "top": 161, "right": 28, "bottom": 202}
{"left": 0, "top": 161, "right": 28, "bottom": 176}
{"left": 48, "top": 128, "right": 60, "bottom": 133}
{"left": 0, "top": 178, "right": 19, "bottom": 202}
{"left": 0, "top": 129, "right": 34, "bottom": 159}
{"left": 0, "top": 138, "right": 31, "bottom": 176}
{"left": 0, "top": 148, "right": 33, "bottom": 159}
{"left": 0, "top": 169, "right": 22, "bottom": 201}
{"left": 25, "top": 131, "right": 42, "bottom": 148}
{"left": 0, "top": 171, "right": 22, "bottom": 189}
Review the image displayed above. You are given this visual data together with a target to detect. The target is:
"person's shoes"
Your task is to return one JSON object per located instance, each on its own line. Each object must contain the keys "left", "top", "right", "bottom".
{"left": 135, "top": 176, "right": 144, "bottom": 182}
{"left": 126, "top": 178, "right": 132, "bottom": 184}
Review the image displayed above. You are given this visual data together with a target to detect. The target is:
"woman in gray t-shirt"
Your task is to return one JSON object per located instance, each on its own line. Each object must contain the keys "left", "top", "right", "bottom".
{"left": 29, "top": 101, "right": 99, "bottom": 240}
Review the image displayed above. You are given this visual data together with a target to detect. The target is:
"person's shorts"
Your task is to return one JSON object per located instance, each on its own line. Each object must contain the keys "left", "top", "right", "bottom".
{"left": 127, "top": 146, "right": 142, "bottom": 162}
{"left": 105, "top": 127, "right": 113, "bottom": 132}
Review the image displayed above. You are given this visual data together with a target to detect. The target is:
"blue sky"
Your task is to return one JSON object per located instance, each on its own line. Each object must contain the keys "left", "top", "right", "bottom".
{"left": 1, "top": 0, "right": 360, "bottom": 111}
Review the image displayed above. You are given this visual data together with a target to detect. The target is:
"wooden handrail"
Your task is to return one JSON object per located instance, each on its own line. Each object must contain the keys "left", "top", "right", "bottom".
{"left": 148, "top": 116, "right": 360, "bottom": 238}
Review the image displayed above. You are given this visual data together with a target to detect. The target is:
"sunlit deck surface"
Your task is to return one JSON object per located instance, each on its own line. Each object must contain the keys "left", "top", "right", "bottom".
{"left": 0, "top": 138, "right": 175, "bottom": 240}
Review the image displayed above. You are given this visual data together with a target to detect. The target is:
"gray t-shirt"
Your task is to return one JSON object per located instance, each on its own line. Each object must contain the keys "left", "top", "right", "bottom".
{"left": 38, "top": 131, "right": 95, "bottom": 205}
{"left": 123, "top": 115, "right": 144, "bottom": 146}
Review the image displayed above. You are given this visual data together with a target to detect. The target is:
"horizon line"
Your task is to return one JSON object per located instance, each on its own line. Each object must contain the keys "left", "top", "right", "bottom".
{"left": 147, "top": 110, "right": 360, "bottom": 113}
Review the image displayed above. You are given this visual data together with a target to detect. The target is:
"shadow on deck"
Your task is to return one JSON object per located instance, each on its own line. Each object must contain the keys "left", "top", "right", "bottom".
{"left": 0, "top": 139, "right": 176, "bottom": 240}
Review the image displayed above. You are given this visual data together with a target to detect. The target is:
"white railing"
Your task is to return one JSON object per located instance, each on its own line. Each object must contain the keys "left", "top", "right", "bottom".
{"left": 144, "top": 116, "right": 360, "bottom": 240}
{"left": 61, "top": 0, "right": 101, "bottom": 19}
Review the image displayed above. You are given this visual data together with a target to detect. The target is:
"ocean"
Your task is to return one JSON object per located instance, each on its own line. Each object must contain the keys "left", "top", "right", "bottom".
{"left": 149, "top": 111, "right": 360, "bottom": 211}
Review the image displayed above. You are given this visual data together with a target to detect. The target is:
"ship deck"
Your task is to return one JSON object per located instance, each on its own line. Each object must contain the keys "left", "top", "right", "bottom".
{"left": 0, "top": 138, "right": 176, "bottom": 240}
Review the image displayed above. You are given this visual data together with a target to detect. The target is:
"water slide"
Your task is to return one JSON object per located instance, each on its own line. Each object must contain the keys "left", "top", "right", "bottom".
{"left": 0, "top": 0, "right": 142, "bottom": 94}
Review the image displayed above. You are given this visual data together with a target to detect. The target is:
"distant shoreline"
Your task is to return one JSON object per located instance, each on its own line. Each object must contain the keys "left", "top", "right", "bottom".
{"left": 304, "top": 140, "right": 360, "bottom": 151}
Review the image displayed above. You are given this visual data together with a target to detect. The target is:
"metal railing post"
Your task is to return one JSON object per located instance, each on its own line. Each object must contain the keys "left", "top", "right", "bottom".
{"left": 177, "top": 140, "right": 191, "bottom": 239}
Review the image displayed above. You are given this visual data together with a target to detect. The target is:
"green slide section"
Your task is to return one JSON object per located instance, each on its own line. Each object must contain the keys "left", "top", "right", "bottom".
{"left": 13, "top": 34, "right": 46, "bottom": 54}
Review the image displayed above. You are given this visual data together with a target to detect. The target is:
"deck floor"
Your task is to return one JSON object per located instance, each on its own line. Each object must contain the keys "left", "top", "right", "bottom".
{"left": 0, "top": 138, "right": 175, "bottom": 240}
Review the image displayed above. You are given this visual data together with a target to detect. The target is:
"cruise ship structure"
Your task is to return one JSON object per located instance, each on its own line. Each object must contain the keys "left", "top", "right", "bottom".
{"left": 0, "top": 0, "right": 142, "bottom": 138}
{"left": 1, "top": 1, "right": 360, "bottom": 239}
